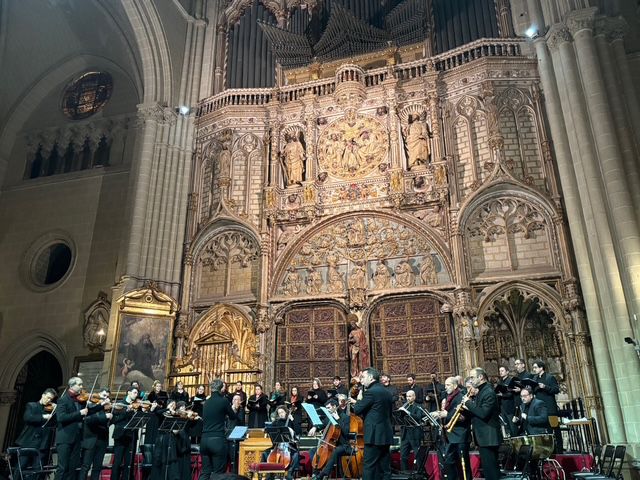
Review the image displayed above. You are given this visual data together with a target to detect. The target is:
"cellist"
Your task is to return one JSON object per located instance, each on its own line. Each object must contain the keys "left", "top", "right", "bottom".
{"left": 261, "top": 405, "right": 299, "bottom": 480}
{"left": 309, "top": 399, "right": 351, "bottom": 480}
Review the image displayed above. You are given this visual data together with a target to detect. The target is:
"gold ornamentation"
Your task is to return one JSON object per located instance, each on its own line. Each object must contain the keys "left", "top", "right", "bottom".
{"left": 317, "top": 113, "right": 388, "bottom": 180}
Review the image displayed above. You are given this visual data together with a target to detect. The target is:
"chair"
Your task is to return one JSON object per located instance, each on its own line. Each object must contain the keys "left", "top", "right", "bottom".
{"left": 572, "top": 444, "right": 614, "bottom": 479}
{"left": 582, "top": 445, "right": 626, "bottom": 480}
{"left": 502, "top": 444, "right": 534, "bottom": 479}
{"left": 499, "top": 442, "right": 517, "bottom": 473}
{"left": 247, "top": 461, "right": 288, "bottom": 479}
{"left": 7, "top": 447, "right": 56, "bottom": 480}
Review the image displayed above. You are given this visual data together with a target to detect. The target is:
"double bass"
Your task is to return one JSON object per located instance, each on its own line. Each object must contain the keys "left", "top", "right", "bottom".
{"left": 341, "top": 383, "right": 364, "bottom": 478}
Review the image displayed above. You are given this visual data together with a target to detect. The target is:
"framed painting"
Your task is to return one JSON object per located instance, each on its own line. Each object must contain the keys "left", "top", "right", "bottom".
{"left": 109, "top": 285, "right": 178, "bottom": 392}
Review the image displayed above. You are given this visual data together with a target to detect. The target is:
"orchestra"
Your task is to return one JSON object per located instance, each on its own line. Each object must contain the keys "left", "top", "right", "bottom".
{"left": 9, "top": 359, "right": 581, "bottom": 480}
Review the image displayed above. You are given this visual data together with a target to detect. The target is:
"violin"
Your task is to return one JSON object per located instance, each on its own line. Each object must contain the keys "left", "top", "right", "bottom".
{"left": 44, "top": 402, "right": 57, "bottom": 413}
{"left": 77, "top": 391, "right": 102, "bottom": 404}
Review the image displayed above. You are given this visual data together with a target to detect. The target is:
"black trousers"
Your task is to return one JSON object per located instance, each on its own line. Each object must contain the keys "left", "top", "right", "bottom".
{"left": 55, "top": 441, "right": 81, "bottom": 480}
{"left": 400, "top": 435, "right": 422, "bottom": 471}
{"left": 199, "top": 436, "right": 228, "bottom": 479}
{"left": 316, "top": 444, "right": 350, "bottom": 478}
{"left": 111, "top": 435, "right": 134, "bottom": 480}
{"left": 363, "top": 443, "right": 391, "bottom": 480}
{"left": 477, "top": 445, "right": 500, "bottom": 480}
{"left": 443, "top": 442, "right": 472, "bottom": 480}
{"left": 80, "top": 440, "right": 108, "bottom": 480}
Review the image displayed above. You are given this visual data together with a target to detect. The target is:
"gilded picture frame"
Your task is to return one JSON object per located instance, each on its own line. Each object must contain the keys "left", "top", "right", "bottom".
{"left": 109, "top": 285, "right": 178, "bottom": 393}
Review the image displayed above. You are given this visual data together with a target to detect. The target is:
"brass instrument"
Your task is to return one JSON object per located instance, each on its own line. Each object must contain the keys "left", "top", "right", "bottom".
{"left": 445, "top": 394, "right": 468, "bottom": 433}
{"left": 460, "top": 448, "right": 468, "bottom": 480}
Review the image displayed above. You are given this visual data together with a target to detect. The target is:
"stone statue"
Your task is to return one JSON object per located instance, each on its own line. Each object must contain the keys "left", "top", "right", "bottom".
{"left": 348, "top": 263, "right": 367, "bottom": 307}
{"left": 373, "top": 260, "right": 392, "bottom": 289}
{"left": 282, "top": 268, "right": 301, "bottom": 295}
{"left": 425, "top": 205, "right": 443, "bottom": 228}
{"left": 420, "top": 255, "right": 438, "bottom": 285}
{"left": 218, "top": 144, "right": 232, "bottom": 178}
{"left": 347, "top": 218, "right": 366, "bottom": 246}
{"left": 404, "top": 113, "right": 431, "bottom": 169}
{"left": 394, "top": 260, "right": 415, "bottom": 287}
{"left": 327, "top": 262, "right": 345, "bottom": 294}
{"left": 305, "top": 267, "right": 323, "bottom": 295}
{"left": 348, "top": 315, "right": 370, "bottom": 377}
{"left": 282, "top": 132, "right": 305, "bottom": 185}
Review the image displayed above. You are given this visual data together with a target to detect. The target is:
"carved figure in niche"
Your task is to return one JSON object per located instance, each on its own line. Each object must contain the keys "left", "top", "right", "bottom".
{"left": 348, "top": 263, "right": 367, "bottom": 306}
{"left": 434, "top": 164, "right": 447, "bottom": 187}
{"left": 218, "top": 143, "right": 232, "bottom": 178}
{"left": 348, "top": 314, "right": 371, "bottom": 377}
{"left": 282, "top": 268, "right": 301, "bottom": 295}
{"left": 373, "top": 260, "right": 392, "bottom": 289}
{"left": 394, "top": 260, "right": 415, "bottom": 287}
{"left": 84, "top": 308, "right": 109, "bottom": 350}
{"left": 404, "top": 113, "right": 431, "bottom": 169}
{"left": 303, "top": 184, "right": 316, "bottom": 203}
{"left": 305, "top": 267, "right": 323, "bottom": 295}
{"left": 327, "top": 257, "right": 345, "bottom": 294}
{"left": 282, "top": 132, "right": 305, "bottom": 186}
{"left": 420, "top": 255, "right": 438, "bottom": 285}
{"left": 277, "top": 225, "right": 301, "bottom": 254}
{"left": 347, "top": 218, "right": 366, "bottom": 247}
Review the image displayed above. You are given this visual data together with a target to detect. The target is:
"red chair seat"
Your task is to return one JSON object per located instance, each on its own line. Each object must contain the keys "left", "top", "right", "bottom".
{"left": 249, "top": 462, "right": 287, "bottom": 471}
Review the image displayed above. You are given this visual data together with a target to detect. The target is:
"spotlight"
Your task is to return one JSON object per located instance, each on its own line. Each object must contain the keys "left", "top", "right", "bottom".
{"left": 525, "top": 26, "right": 538, "bottom": 38}
{"left": 178, "top": 105, "right": 191, "bottom": 115}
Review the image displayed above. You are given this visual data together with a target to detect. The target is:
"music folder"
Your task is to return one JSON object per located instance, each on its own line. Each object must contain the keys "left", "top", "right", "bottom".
{"left": 301, "top": 402, "right": 324, "bottom": 427}
{"left": 227, "top": 426, "right": 248, "bottom": 441}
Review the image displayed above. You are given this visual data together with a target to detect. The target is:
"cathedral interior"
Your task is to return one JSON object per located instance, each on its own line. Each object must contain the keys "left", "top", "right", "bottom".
{"left": 1, "top": 0, "right": 640, "bottom": 473}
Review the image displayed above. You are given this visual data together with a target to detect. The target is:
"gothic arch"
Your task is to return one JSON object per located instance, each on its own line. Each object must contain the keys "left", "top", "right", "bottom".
{"left": 120, "top": 0, "right": 173, "bottom": 103}
{"left": 270, "top": 210, "right": 454, "bottom": 297}
{"left": 190, "top": 217, "right": 261, "bottom": 259}
{"left": 0, "top": 331, "right": 68, "bottom": 391}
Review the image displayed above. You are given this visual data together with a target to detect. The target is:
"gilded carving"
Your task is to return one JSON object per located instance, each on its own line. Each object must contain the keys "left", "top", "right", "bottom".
{"left": 317, "top": 112, "right": 389, "bottom": 180}
{"left": 402, "top": 112, "right": 432, "bottom": 169}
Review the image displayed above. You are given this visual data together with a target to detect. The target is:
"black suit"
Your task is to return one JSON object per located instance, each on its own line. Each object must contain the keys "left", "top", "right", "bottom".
{"left": 515, "top": 398, "right": 549, "bottom": 435}
{"left": 464, "top": 382, "right": 502, "bottom": 480}
{"left": 497, "top": 376, "right": 517, "bottom": 436}
{"left": 16, "top": 402, "right": 56, "bottom": 472}
{"left": 353, "top": 381, "right": 394, "bottom": 480}
{"left": 55, "top": 393, "right": 99, "bottom": 480}
{"left": 312, "top": 411, "right": 352, "bottom": 478}
{"left": 443, "top": 389, "right": 472, "bottom": 480}
{"left": 80, "top": 410, "right": 110, "bottom": 480}
{"left": 200, "top": 391, "right": 238, "bottom": 479}
{"left": 403, "top": 383, "right": 424, "bottom": 405}
{"left": 514, "top": 371, "right": 533, "bottom": 408}
{"left": 110, "top": 401, "right": 136, "bottom": 480}
{"left": 399, "top": 402, "right": 424, "bottom": 471}
{"left": 535, "top": 372, "right": 561, "bottom": 452}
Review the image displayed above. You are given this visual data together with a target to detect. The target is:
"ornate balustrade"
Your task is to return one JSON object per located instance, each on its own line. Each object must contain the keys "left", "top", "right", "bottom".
{"left": 196, "top": 38, "right": 527, "bottom": 118}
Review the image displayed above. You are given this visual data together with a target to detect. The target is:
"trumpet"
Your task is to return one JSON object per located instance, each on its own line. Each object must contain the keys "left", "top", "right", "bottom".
{"left": 444, "top": 394, "right": 468, "bottom": 433}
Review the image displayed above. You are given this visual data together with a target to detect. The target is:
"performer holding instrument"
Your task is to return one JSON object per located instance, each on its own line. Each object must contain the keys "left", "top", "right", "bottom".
{"left": 110, "top": 386, "right": 141, "bottom": 480}
{"left": 310, "top": 399, "right": 351, "bottom": 480}
{"left": 80, "top": 387, "right": 113, "bottom": 480}
{"left": 262, "top": 405, "right": 299, "bottom": 480}
{"left": 15, "top": 388, "right": 57, "bottom": 473}
{"left": 433, "top": 377, "right": 472, "bottom": 480}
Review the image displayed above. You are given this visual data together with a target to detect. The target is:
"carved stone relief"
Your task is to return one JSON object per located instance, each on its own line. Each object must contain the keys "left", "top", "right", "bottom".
{"left": 317, "top": 112, "right": 389, "bottom": 180}
{"left": 83, "top": 293, "right": 111, "bottom": 351}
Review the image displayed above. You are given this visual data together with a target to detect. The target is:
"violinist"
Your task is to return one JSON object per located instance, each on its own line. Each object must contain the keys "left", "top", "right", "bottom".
{"left": 80, "top": 388, "right": 113, "bottom": 480}
{"left": 287, "top": 386, "right": 303, "bottom": 435}
{"left": 129, "top": 381, "right": 145, "bottom": 401}
{"left": 306, "top": 378, "right": 328, "bottom": 410}
{"left": 432, "top": 377, "right": 472, "bottom": 480}
{"left": 398, "top": 390, "right": 423, "bottom": 472}
{"left": 261, "top": 405, "right": 299, "bottom": 480}
{"left": 15, "top": 388, "right": 57, "bottom": 472}
{"left": 150, "top": 400, "right": 192, "bottom": 480}
{"left": 268, "top": 382, "right": 287, "bottom": 419}
{"left": 111, "top": 386, "right": 141, "bottom": 480}
{"left": 55, "top": 376, "right": 99, "bottom": 480}
{"left": 309, "top": 399, "right": 351, "bottom": 480}
{"left": 247, "top": 384, "right": 269, "bottom": 428}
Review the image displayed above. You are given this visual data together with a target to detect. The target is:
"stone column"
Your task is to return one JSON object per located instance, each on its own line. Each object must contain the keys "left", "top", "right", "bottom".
{"left": 496, "top": 0, "right": 515, "bottom": 37}
{"left": 568, "top": 8, "right": 640, "bottom": 317}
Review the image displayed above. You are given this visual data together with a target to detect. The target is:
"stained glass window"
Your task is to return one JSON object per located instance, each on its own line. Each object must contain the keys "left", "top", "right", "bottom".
{"left": 62, "top": 71, "right": 113, "bottom": 120}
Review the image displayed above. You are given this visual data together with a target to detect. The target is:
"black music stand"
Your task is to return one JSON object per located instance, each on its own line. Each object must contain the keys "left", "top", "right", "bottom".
{"left": 227, "top": 426, "right": 249, "bottom": 474}
{"left": 124, "top": 411, "right": 150, "bottom": 480}
{"left": 416, "top": 405, "right": 445, "bottom": 480}
{"left": 158, "top": 415, "right": 189, "bottom": 480}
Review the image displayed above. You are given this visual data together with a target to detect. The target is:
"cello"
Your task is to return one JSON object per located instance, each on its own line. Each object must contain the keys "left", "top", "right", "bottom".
{"left": 267, "top": 408, "right": 296, "bottom": 470}
{"left": 311, "top": 406, "right": 342, "bottom": 472}
{"left": 341, "top": 383, "right": 365, "bottom": 478}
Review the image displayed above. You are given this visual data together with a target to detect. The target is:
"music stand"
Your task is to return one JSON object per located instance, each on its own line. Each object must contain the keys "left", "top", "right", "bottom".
{"left": 227, "top": 426, "right": 249, "bottom": 474}
{"left": 301, "top": 403, "right": 324, "bottom": 428}
{"left": 158, "top": 415, "right": 189, "bottom": 480}
{"left": 124, "top": 411, "right": 150, "bottom": 480}
{"left": 417, "top": 405, "right": 445, "bottom": 480}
